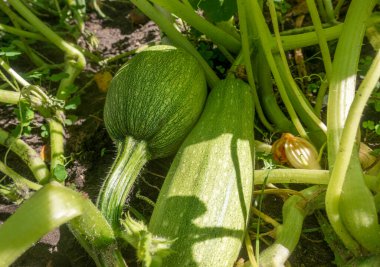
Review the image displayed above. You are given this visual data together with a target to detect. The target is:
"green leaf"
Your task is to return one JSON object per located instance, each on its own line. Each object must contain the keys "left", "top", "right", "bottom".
{"left": 65, "top": 95, "right": 81, "bottom": 110}
{"left": 11, "top": 125, "right": 22, "bottom": 137}
{"left": 40, "top": 124, "right": 49, "bottom": 138}
{"left": 0, "top": 45, "right": 21, "bottom": 58}
{"left": 376, "top": 124, "right": 380, "bottom": 135}
{"left": 15, "top": 102, "right": 34, "bottom": 123}
{"left": 100, "top": 147, "right": 107, "bottom": 157}
{"left": 53, "top": 164, "right": 68, "bottom": 182}
{"left": 189, "top": 0, "right": 237, "bottom": 22}
{"left": 64, "top": 84, "right": 79, "bottom": 95}
{"left": 363, "top": 120, "right": 375, "bottom": 130}
{"left": 64, "top": 115, "right": 78, "bottom": 126}
{"left": 375, "top": 101, "right": 380, "bottom": 112}
{"left": 0, "top": 50, "right": 22, "bottom": 57}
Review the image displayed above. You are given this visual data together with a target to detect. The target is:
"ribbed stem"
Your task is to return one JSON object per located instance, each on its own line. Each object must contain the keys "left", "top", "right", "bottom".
{"left": 97, "top": 136, "right": 150, "bottom": 230}
{"left": 325, "top": 0, "right": 376, "bottom": 255}
{"left": 259, "top": 185, "right": 325, "bottom": 266}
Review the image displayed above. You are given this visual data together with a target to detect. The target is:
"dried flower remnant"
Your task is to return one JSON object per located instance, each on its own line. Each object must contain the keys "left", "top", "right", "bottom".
{"left": 359, "top": 142, "right": 377, "bottom": 170}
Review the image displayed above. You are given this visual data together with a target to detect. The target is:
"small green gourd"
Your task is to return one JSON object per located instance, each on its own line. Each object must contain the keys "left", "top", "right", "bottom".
{"left": 149, "top": 78, "right": 254, "bottom": 267}
{"left": 97, "top": 45, "right": 207, "bottom": 229}
{"left": 339, "top": 143, "right": 380, "bottom": 253}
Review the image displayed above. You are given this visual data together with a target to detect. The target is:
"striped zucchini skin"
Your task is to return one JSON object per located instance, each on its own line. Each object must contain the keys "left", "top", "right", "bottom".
{"left": 149, "top": 78, "right": 254, "bottom": 267}
{"left": 104, "top": 45, "right": 207, "bottom": 159}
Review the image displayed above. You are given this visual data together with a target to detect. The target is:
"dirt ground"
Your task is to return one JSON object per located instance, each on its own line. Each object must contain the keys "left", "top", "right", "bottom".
{"left": 0, "top": 2, "right": 337, "bottom": 266}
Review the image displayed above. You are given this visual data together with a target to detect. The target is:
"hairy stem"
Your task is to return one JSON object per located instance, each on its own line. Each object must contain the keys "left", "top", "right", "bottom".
{"left": 97, "top": 136, "right": 149, "bottom": 230}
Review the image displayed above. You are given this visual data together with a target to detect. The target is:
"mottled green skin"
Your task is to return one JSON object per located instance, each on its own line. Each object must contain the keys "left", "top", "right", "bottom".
{"left": 104, "top": 45, "right": 207, "bottom": 159}
{"left": 149, "top": 78, "right": 254, "bottom": 267}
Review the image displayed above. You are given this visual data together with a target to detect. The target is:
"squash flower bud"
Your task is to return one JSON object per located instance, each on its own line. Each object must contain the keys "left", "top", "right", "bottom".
{"left": 272, "top": 133, "right": 321, "bottom": 170}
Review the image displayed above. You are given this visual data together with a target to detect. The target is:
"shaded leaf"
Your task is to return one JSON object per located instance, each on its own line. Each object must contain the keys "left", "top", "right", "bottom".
{"left": 188, "top": 0, "right": 237, "bottom": 22}
{"left": 53, "top": 164, "right": 68, "bottom": 182}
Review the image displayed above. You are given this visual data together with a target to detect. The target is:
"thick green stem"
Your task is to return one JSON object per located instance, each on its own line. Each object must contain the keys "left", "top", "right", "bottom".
{"left": 237, "top": 0, "right": 274, "bottom": 132}
{"left": 151, "top": 0, "right": 241, "bottom": 53}
{"left": 130, "top": 0, "right": 219, "bottom": 88}
{"left": 69, "top": 198, "right": 127, "bottom": 267}
{"left": 316, "top": 0, "right": 328, "bottom": 22}
{"left": 323, "top": 0, "right": 336, "bottom": 23}
{"left": 279, "top": 23, "right": 342, "bottom": 51}
{"left": 48, "top": 115, "right": 65, "bottom": 179}
{"left": 0, "top": 23, "right": 46, "bottom": 41}
{"left": 248, "top": 0, "right": 308, "bottom": 139}
{"left": 259, "top": 185, "right": 326, "bottom": 266}
{"left": 0, "top": 1, "right": 35, "bottom": 32}
{"left": 325, "top": 0, "right": 377, "bottom": 254}
{"left": 306, "top": 0, "right": 333, "bottom": 80}
{"left": 0, "top": 128, "right": 50, "bottom": 183}
{"left": 0, "top": 160, "right": 42, "bottom": 191}
{"left": 326, "top": 49, "right": 380, "bottom": 254}
{"left": 327, "top": 0, "right": 376, "bottom": 164}
{"left": 305, "top": 0, "right": 333, "bottom": 116}
{"left": 0, "top": 57, "right": 30, "bottom": 88}
{"left": 255, "top": 49, "right": 296, "bottom": 133}
{"left": 0, "top": 182, "right": 125, "bottom": 267}
{"left": 254, "top": 169, "right": 329, "bottom": 185}
{"left": 0, "top": 182, "right": 83, "bottom": 266}
{"left": 12, "top": 40, "right": 48, "bottom": 68}
{"left": 56, "top": 63, "right": 82, "bottom": 100}
{"left": 267, "top": 0, "right": 327, "bottom": 145}
{"left": 0, "top": 89, "right": 21, "bottom": 105}
{"left": 334, "top": 0, "right": 346, "bottom": 19}
{"left": 97, "top": 136, "right": 150, "bottom": 230}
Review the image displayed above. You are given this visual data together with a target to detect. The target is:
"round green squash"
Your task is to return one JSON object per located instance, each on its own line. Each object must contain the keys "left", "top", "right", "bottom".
{"left": 103, "top": 45, "right": 207, "bottom": 159}
{"left": 98, "top": 45, "right": 207, "bottom": 229}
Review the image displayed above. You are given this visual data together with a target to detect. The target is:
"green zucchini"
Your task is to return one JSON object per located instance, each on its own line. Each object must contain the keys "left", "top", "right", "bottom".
{"left": 149, "top": 77, "right": 254, "bottom": 267}
{"left": 98, "top": 45, "right": 207, "bottom": 229}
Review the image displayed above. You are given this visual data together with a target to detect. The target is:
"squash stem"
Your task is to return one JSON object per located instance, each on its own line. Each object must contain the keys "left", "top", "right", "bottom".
{"left": 0, "top": 1, "right": 35, "bottom": 32}
{"left": 97, "top": 136, "right": 150, "bottom": 230}
{"left": 325, "top": 0, "right": 377, "bottom": 255}
{"left": 259, "top": 185, "right": 326, "bottom": 266}
{"left": 326, "top": 49, "right": 380, "bottom": 253}
{"left": 7, "top": 0, "right": 86, "bottom": 100}
{"left": 0, "top": 89, "right": 22, "bottom": 105}
{"left": 279, "top": 23, "right": 342, "bottom": 51}
{"left": 254, "top": 169, "right": 329, "bottom": 185}
{"left": 0, "top": 23, "right": 46, "bottom": 40}
{"left": 0, "top": 56, "right": 30, "bottom": 88}
{"left": 130, "top": 0, "right": 219, "bottom": 88}
{"left": 247, "top": 0, "right": 309, "bottom": 140}
{"left": 150, "top": 0, "right": 241, "bottom": 53}
{"left": 236, "top": 1, "right": 274, "bottom": 132}
{"left": 0, "top": 160, "right": 42, "bottom": 191}
{"left": 0, "top": 128, "right": 50, "bottom": 183}
{"left": 267, "top": 0, "right": 327, "bottom": 144}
